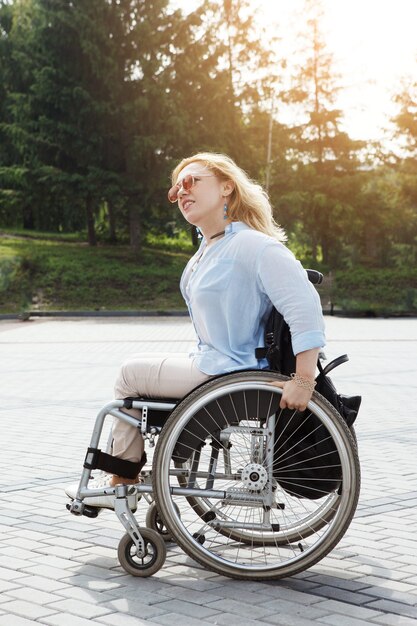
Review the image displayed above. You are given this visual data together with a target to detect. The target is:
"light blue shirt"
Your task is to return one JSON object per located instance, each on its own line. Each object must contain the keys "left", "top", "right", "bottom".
{"left": 180, "top": 222, "right": 325, "bottom": 375}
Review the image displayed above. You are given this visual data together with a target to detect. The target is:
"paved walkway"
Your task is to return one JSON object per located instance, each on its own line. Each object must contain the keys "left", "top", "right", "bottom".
{"left": 0, "top": 316, "right": 416, "bottom": 626}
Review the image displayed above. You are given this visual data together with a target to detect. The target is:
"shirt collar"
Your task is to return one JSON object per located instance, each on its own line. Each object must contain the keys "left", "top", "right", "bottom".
{"left": 225, "top": 221, "right": 251, "bottom": 234}
{"left": 199, "top": 221, "right": 250, "bottom": 247}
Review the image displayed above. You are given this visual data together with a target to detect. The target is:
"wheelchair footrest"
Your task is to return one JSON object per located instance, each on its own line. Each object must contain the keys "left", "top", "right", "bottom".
{"left": 66, "top": 502, "right": 101, "bottom": 518}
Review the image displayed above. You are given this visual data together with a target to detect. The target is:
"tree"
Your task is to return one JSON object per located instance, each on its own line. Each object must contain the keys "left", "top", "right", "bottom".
{"left": 0, "top": 0, "right": 41, "bottom": 229}
{"left": 276, "top": 0, "right": 364, "bottom": 266}
{"left": 391, "top": 70, "right": 417, "bottom": 264}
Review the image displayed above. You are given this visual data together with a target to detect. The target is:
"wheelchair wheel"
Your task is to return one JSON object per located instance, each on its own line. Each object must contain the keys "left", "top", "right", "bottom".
{"left": 146, "top": 501, "right": 180, "bottom": 543}
{"left": 153, "top": 371, "right": 360, "bottom": 580}
{"left": 118, "top": 528, "right": 166, "bottom": 577}
{"left": 175, "top": 422, "right": 357, "bottom": 546}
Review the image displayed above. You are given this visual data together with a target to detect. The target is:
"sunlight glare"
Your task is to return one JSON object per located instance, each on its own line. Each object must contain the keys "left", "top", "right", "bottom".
{"left": 257, "top": 0, "right": 417, "bottom": 141}
{"left": 173, "top": 0, "right": 417, "bottom": 143}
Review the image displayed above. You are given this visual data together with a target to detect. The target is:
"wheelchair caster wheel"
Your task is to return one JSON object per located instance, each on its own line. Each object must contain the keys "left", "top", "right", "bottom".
{"left": 118, "top": 528, "right": 166, "bottom": 577}
{"left": 146, "top": 501, "right": 179, "bottom": 543}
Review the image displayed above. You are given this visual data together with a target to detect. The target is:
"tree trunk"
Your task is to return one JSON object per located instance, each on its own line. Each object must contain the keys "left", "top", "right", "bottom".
{"left": 23, "top": 204, "right": 35, "bottom": 230}
{"left": 365, "top": 229, "right": 377, "bottom": 265}
{"left": 224, "top": 0, "right": 235, "bottom": 104}
{"left": 321, "top": 234, "right": 329, "bottom": 266}
{"left": 86, "top": 195, "right": 97, "bottom": 246}
{"left": 107, "top": 200, "right": 117, "bottom": 244}
{"left": 129, "top": 202, "right": 141, "bottom": 254}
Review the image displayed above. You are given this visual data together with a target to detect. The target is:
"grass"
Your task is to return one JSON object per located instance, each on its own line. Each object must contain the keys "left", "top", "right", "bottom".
{"left": 0, "top": 234, "right": 190, "bottom": 313}
{"left": 1, "top": 230, "right": 416, "bottom": 315}
{"left": 331, "top": 267, "right": 417, "bottom": 315}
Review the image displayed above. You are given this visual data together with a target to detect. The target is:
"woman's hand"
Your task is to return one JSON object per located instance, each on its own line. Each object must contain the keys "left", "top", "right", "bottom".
{"left": 270, "top": 347, "right": 320, "bottom": 411}
{"left": 271, "top": 379, "right": 313, "bottom": 412}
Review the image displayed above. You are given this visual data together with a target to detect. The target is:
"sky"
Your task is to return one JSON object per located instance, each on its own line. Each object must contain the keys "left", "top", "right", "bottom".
{"left": 173, "top": 0, "right": 417, "bottom": 144}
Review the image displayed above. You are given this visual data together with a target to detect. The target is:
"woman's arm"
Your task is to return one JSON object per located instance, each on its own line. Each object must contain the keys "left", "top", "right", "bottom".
{"left": 256, "top": 241, "right": 325, "bottom": 409}
{"left": 272, "top": 347, "right": 319, "bottom": 411}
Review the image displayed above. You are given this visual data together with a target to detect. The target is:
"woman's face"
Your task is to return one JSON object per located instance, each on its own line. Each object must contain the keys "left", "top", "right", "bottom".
{"left": 172, "top": 162, "right": 230, "bottom": 228}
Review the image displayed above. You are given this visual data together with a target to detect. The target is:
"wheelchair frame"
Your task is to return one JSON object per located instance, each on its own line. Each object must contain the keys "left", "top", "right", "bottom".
{"left": 67, "top": 370, "right": 360, "bottom": 580}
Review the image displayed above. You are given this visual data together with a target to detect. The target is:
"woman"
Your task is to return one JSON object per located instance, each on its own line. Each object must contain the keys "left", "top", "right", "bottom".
{"left": 66, "top": 152, "right": 325, "bottom": 508}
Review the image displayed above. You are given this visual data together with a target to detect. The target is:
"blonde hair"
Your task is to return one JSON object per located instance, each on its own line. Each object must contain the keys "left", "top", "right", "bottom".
{"left": 171, "top": 152, "right": 287, "bottom": 243}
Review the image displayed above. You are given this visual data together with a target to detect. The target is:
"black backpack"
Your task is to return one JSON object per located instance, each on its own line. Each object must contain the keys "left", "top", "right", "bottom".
{"left": 255, "top": 270, "right": 361, "bottom": 499}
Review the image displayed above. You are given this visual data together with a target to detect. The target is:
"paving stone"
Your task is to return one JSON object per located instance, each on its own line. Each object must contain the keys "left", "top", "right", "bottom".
{"left": 0, "top": 598, "right": 57, "bottom": 619}
{"left": 357, "top": 586, "right": 417, "bottom": 606}
{"left": 319, "top": 616, "right": 378, "bottom": 626}
{"left": 305, "top": 574, "right": 371, "bottom": 592}
{"left": 400, "top": 576, "right": 417, "bottom": 587}
{"left": 29, "top": 554, "right": 83, "bottom": 570}
{"left": 0, "top": 555, "right": 32, "bottom": 570}
{"left": 51, "top": 586, "right": 121, "bottom": 605}
{"left": 261, "top": 613, "right": 323, "bottom": 626}
{"left": 63, "top": 563, "right": 125, "bottom": 580}
{"left": 1, "top": 317, "right": 416, "bottom": 626}
{"left": 347, "top": 565, "right": 413, "bottom": 581}
{"left": 40, "top": 615, "right": 100, "bottom": 626}
{"left": 150, "top": 598, "right": 221, "bottom": 619}
{"left": 11, "top": 574, "right": 71, "bottom": 593}
{"left": 260, "top": 597, "right": 330, "bottom": 620}
{"left": 195, "top": 598, "right": 273, "bottom": 620}
{"left": 366, "top": 600, "right": 417, "bottom": 619}
{"left": 99, "top": 586, "right": 170, "bottom": 606}
{"left": 55, "top": 574, "right": 123, "bottom": 592}
{"left": 0, "top": 616, "right": 39, "bottom": 626}
{"left": 151, "top": 574, "right": 221, "bottom": 592}
{"left": 184, "top": 583, "right": 272, "bottom": 605}
{"left": 147, "top": 584, "right": 222, "bottom": 605}
{"left": 150, "top": 613, "right": 212, "bottom": 626}
{"left": 0, "top": 579, "right": 19, "bottom": 593}
{"left": 95, "top": 613, "right": 151, "bottom": 626}
{"left": 310, "top": 585, "right": 380, "bottom": 606}
{"left": 313, "top": 599, "right": 383, "bottom": 620}
{"left": 260, "top": 584, "right": 327, "bottom": 605}
{"left": 371, "top": 615, "right": 417, "bottom": 625}
{"left": 43, "top": 598, "right": 113, "bottom": 619}
{"left": 205, "top": 612, "right": 262, "bottom": 626}
{"left": 5, "top": 587, "right": 64, "bottom": 605}
{"left": 99, "top": 597, "right": 170, "bottom": 620}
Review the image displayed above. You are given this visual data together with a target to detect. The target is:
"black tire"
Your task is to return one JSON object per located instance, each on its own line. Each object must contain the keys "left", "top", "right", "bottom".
{"left": 146, "top": 501, "right": 179, "bottom": 543}
{"left": 117, "top": 528, "right": 166, "bottom": 577}
{"left": 153, "top": 371, "right": 360, "bottom": 580}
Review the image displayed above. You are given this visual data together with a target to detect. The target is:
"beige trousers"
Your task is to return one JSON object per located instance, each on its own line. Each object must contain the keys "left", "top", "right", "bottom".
{"left": 113, "top": 353, "right": 211, "bottom": 463}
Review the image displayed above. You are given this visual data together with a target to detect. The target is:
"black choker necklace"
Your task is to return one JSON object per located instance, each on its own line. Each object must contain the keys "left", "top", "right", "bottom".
{"left": 210, "top": 230, "right": 226, "bottom": 240}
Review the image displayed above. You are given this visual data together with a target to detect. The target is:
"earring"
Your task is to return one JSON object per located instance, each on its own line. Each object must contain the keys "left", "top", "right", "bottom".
{"left": 223, "top": 202, "right": 228, "bottom": 220}
{"left": 196, "top": 227, "right": 202, "bottom": 239}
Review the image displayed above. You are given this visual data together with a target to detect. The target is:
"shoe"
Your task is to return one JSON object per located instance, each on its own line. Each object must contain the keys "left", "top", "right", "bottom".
{"left": 65, "top": 473, "right": 138, "bottom": 510}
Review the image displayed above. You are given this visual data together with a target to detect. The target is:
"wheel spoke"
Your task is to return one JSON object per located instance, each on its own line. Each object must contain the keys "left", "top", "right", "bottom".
{"left": 153, "top": 372, "right": 360, "bottom": 580}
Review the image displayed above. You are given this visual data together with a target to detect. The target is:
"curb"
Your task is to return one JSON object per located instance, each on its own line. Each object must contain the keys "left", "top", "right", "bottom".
{"left": 1, "top": 310, "right": 416, "bottom": 321}
{"left": 0, "top": 310, "right": 190, "bottom": 320}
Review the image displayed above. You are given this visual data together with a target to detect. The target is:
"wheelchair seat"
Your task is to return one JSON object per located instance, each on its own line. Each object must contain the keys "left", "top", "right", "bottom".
{"left": 123, "top": 396, "right": 179, "bottom": 428}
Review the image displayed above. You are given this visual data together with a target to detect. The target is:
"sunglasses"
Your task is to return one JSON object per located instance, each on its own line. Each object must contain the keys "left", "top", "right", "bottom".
{"left": 168, "top": 174, "right": 215, "bottom": 203}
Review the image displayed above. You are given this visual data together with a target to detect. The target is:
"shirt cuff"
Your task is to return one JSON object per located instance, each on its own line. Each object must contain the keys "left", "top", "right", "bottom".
{"left": 292, "top": 331, "right": 326, "bottom": 356}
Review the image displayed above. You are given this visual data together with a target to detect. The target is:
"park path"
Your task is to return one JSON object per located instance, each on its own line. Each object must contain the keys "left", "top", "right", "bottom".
{"left": 0, "top": 315, "right": 416, "bottom": 626}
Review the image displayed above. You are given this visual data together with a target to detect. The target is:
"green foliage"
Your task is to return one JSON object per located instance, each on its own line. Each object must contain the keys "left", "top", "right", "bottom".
{"left": 331, "top": 267, "right": 417, "bottom": 314}
{"left": 1, "top": 232, "right": 416, "bottom": 315}
{"left": 0, "top": 0, "right": 416, "bottom": 276}
{"left": 145, "top": 228, "right": 195, "bottom": 254}
{"left": 0, "top": 234, "right": 189, "bottom": 313}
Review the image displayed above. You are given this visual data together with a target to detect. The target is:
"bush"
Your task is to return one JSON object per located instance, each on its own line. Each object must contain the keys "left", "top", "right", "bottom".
{"left": 0, "top": 235, "right": 190, "bottom": 313}
{"left": 331, "top": 267, "right": 417, "bottom": 314}
{"left": 1, "top": 232, "right": 416, "bottom": 315}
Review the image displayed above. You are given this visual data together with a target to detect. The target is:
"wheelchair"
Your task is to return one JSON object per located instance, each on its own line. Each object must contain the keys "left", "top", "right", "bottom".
{"left": 67, "top": 367, "right": 360, "bottom": 581}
